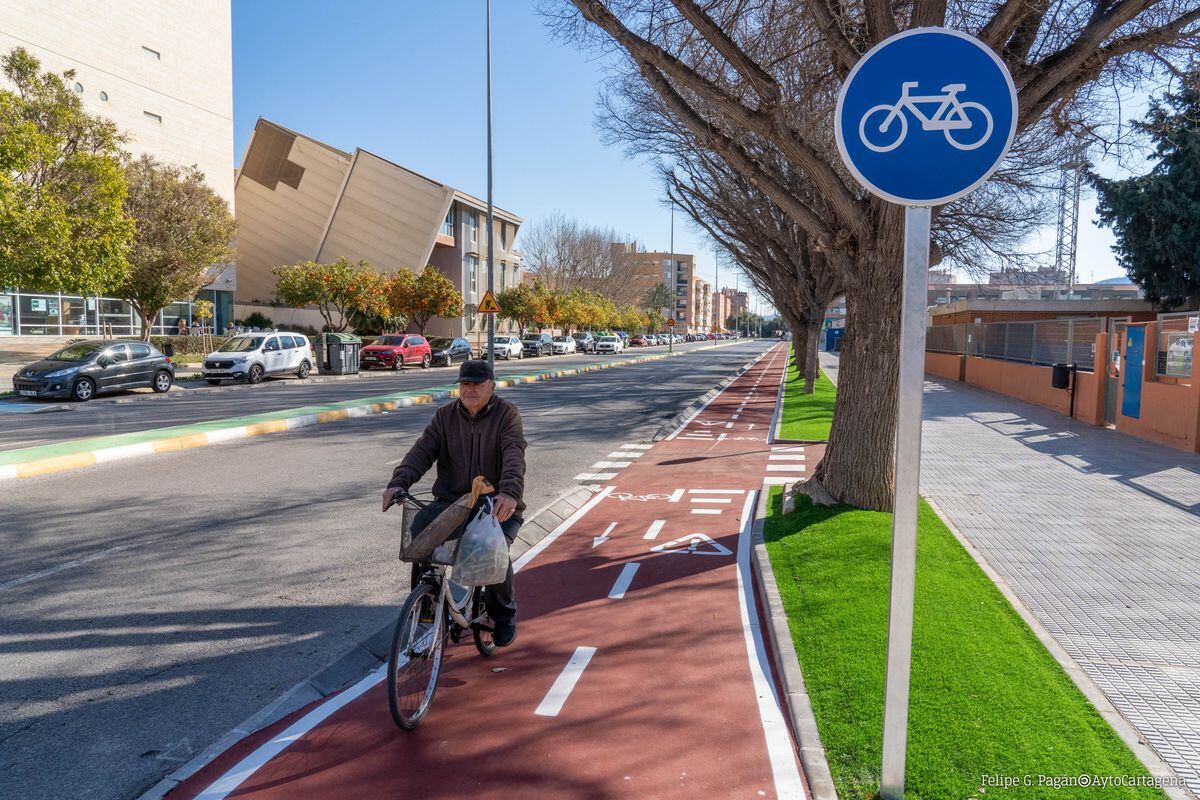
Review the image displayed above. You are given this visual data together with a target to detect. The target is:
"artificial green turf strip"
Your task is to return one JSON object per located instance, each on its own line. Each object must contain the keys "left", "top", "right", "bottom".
{"left": 763, "top": 488, "right": 1165, "bottom": 800}
{"left": 779, "top": 345, "right": 836, "bottom": 441}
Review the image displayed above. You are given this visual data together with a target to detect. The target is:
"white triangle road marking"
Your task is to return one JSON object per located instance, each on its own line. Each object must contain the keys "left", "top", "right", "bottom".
{"left": 649, "top": 533, "right": 733, "bottom": 556}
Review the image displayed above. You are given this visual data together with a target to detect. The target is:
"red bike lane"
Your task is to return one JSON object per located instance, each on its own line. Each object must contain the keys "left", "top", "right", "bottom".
{"left": 169, "top": 342, "right": 807, "bottom": 800}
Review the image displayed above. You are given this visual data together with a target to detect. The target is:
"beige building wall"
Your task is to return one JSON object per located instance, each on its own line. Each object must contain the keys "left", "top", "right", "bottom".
{"left": 234, "top": 120, "right": 523, "bottom": 338}
{"left": 636, "top": 251, "right": 698, "bottom": 331}
{"left": 0, "top": 0, "right": 234, "bottom": 204}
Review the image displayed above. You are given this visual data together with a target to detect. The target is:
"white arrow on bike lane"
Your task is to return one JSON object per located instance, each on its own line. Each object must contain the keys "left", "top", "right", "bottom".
{"left": 592, "top": 522, "right": 617, "bottom": 548}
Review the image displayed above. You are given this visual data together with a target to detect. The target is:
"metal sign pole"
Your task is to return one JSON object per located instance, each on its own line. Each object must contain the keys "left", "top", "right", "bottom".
{"left": 879, "top": 204, "right": 931, "bottom": 800}
{"left": 484, "top": 0, "right": 495, "bottom": 370}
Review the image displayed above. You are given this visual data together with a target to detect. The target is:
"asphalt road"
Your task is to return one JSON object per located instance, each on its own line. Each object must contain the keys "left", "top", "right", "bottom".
{"left": 0, "top": 340, "right": 770, "bottom": 800}
{"left": 0, "top": 340, "right": 731, "bottom": 452}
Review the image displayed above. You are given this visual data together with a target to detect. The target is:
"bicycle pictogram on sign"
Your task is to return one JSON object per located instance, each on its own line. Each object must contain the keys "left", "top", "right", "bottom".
{"left": 859, "top": 81, "right": 993, "bottom": 153}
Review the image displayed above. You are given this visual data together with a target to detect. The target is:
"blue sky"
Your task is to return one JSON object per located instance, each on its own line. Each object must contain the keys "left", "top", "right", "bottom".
{"left": 231, "top": 0, "right": 1128, "bottom": 294}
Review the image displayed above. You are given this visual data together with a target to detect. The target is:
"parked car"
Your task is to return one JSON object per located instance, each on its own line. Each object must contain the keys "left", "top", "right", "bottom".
{"left": 614, "top": 332, "right": 629, "bottom": 345}
{"left": 428, "top": 337, "right": 473, "bottom": 366}
{"left": 13, "top": 339, "right": 175, "bottom": 402}
{"left": 522, "top": 333, "right": 554, "bottom": 357}
{"left": 359, "top": 333, "right": 432, "bottom": 370}
{"left": 551, "top": 335, "right": 577, "bottom": 355}
{"left": 493, "top": 335, "right": 524, "bottom": 360}
{"left": 596, "top": 335, "right": 624, "bottom": 354}
{"left": 630, "top": 335, "right": 649, "bottom": 347}
{"left": 203, "top": 331, "right": 314, "bottom": 385}
{"left": 571, "top": 331, "right": 596, "bottom": 353}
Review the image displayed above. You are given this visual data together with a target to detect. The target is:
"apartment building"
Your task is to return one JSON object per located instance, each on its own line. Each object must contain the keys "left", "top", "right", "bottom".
{"left": 712, "top": 289, "right": 732, "bottom": 331}
{"left": 722, "top": 287, "right": 750, "bottom": 318}
{"left": 234, "top": 119, "right": 523, "bottom": 338}
{"left": 0, "top": 0, "right": 235, "bottom": 336}
{"left": 628, "top": 250, "right": 716, "bottom": 332}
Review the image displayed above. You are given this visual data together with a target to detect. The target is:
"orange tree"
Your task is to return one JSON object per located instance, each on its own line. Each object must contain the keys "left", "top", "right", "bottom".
{"left": 272, "top": 257, "right": 384, "bottom": 332}
{"left": 497, "top": 282, "right": 545, "bottom": 334}
{"left": 392, "top": 265, "right": 462, "bottom": 335}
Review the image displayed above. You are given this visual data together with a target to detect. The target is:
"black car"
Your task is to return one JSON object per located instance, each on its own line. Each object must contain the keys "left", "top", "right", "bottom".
{"left": 12, "top": 340, "right": 175, "bottom": 402}
{"left": 571, "top": 331, "right": 596, "bottom": 353}
{"left": 521, "top": 333, "right": 553, "bottom": 356}
{"left": 428, "top": 337, "right": 473, "bottom": 366}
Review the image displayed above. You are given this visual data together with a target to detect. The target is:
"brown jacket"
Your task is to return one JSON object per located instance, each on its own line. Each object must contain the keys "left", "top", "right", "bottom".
{"left": 388, "top": 395, "right": 528, "bottom": 513}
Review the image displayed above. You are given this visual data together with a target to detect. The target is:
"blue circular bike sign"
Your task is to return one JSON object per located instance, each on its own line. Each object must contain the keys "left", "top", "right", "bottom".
{"left": 835, "top": 28, "right": 1017, "bottom": 206}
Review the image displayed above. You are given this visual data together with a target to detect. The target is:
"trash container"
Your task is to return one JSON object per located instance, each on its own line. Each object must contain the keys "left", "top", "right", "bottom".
{"left": 1051, "top": 363, "right": 1072, "bottom": 390}
{"left": 318, "top": 332, "right": 362, "bottom": 375}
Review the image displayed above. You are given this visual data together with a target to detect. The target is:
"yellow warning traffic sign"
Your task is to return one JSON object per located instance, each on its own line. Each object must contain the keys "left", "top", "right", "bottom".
{"left": 477, "top": 289, "right": 501, "bottom": 314}
{"left": 667, "top": 318, "right": 676, "bottom": 327}
{"left": 711, "top": 325, "right": 719, "bottom": 333}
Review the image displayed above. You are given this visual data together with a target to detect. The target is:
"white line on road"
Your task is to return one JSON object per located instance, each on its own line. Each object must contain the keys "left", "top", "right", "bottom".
{"left": 535, "top": 646, "right": 598, "bottom": 717}
{"left": 593, "top": 522, "right": 617, "bottom": 548}
{"left": 607, "top": 562, "right": 640, "bottom": 600}
{"left": 575, "top": 472, "right": 618, "bottom": 481}
{"left": 643, "top": 519, "right": 666, "bottom": 540}
{"left": 733, "top": 491, "right": 806, "bottom": 798}
{"left": 691, "top": 509, "right": 723, "bottom": 515}
{"left": 763, "top": 477, "right": 802, "bottom": 485}
{"left": 607, "top": 451, "right": 644, "bottom": 459}
{"left": 514, "top": 486, "right": 614, "bottom": 572}
{"left": 592, "top": 461, "right": 632, "bottom": 469}
{"left": 768, "top": 455, "right": 806, "bottom": 461}
{"left": 667, "top": 489, "right": 685, "bottom": 503}
{"left": 0, "top": 540, "right": 156, "bottom": 592}
{"left": 771, "top": 446, "right": 806, "bottom": 453}
{"left": 622, "top": 443, "right": 652, "bottom": 450}
{"left": 689, "top": 489, "right": 746, "bottom": 494}
{"left": 766, "top": 464, "right": 806, "bottom": 472}
{"left": 691, "top": 498, "right": 733, "bottom": 504}
{"left": 731, "top": 414, "right": 740, "bottom": 420}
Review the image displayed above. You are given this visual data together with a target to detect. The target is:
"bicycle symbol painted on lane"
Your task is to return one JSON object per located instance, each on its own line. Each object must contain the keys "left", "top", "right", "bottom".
{"left": 859, "top": 81, "right": 994, "bottom": 153}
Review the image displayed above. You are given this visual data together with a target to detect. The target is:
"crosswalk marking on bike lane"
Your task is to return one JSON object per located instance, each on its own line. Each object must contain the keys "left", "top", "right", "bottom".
{"left": 534, "top": 646, "right": 599, "bottom": 717}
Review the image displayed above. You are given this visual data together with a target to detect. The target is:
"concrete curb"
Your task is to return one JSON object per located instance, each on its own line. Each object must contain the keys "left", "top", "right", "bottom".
{"left": 751, "top": 486, "right": 840, "bottom": 800}
{"left": 926, "top": 496, "right": 1196, "bottom": 800}
{"left": 135, "top": 483, "right": 601, "bottom": 800}
{"left": 1, "top": 341, "right": 747, "bottom": 482}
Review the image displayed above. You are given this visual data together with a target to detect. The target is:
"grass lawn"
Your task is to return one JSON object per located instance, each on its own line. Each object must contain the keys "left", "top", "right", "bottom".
{"left": 780, "top": 346, "right": 836, "bottom": 441}
{"left": 763, "top": 488, "right": 1164, "bottom": 800}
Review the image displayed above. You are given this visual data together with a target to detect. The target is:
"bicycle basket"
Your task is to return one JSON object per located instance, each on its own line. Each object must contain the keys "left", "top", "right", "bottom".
{"left": 399, "top": 503, "right": 461, "bottom": 565}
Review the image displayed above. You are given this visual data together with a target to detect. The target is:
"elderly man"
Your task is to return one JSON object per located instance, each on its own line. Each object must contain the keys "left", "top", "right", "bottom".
{"left": 382, "top": 359, "right": 526, "bottom": 646}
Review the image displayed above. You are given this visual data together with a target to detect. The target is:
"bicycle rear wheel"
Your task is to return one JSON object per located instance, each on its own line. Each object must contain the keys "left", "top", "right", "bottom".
{"left": 472, "top": 587, "right": 496, "bottom": 657}
{"left": 387, "top": 583, "right": 445, "bottom": 729}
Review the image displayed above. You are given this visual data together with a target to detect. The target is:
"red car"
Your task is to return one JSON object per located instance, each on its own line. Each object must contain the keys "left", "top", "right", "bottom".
{"left": 630, "top": 335, "right": 650, "bottom": 347}
{"left": 360, "top": 334, "right": 432, "bottom": 370}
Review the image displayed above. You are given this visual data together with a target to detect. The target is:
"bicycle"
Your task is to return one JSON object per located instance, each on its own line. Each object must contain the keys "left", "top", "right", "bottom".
{"left": 385, "top": 490, "right": 496, "bottom": 730}
{"left": 858, "top": 81, "right": 993, "bottom": 153}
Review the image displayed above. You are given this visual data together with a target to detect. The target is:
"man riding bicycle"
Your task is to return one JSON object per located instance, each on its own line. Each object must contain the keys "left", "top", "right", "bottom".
{"left": 382, "top": 359, "right": 526, "bottom": 647}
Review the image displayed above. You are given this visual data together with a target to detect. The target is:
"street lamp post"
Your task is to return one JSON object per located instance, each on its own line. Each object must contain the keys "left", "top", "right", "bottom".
{"left": 484, "top": 0, "right": 495, "bottom": 369}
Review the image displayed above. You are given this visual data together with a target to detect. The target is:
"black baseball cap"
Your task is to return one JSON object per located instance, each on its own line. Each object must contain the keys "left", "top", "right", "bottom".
{"left": 456, "top": 359, "right": 495, "bottom": 384}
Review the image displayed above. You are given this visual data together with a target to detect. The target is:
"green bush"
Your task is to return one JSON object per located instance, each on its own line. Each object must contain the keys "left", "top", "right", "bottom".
{"left": 137, "top": 335, "right": 230, "bottom": 357}
{"left": 242, "top": 311, "right": 274, "bottom": 329}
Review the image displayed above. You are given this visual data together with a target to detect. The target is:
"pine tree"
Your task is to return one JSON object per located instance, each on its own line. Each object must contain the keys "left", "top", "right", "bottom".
{"left": 1093, "top": 75, "right": 1200, "bottom": 310}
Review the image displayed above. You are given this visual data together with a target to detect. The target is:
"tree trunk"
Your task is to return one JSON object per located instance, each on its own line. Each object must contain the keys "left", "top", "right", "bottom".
{"left": 803, "top": 319, "right": 821, "bottom": 394}
{"left": 807, "top": 222, "right": 904, "bottom": 512}
{"left": 134, "top": 304, "right": 155, "bottom": 342}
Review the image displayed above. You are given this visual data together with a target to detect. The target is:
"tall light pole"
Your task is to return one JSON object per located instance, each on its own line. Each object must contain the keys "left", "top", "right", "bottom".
{"left": 668, "top": 199, "right": 674, "bottom": 353}
{"left": 484, "top": 0, "right": 495, "bottom": 368}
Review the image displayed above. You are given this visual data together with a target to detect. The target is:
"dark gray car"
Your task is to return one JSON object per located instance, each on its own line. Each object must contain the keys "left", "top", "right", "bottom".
{"left": 12, "top": 340, "right": 175, "bottom": 402}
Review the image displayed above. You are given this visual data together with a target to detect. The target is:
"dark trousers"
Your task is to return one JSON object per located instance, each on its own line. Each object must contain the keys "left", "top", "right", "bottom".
{"left": 409, "top": 499, "right": 520, "bottom": 624}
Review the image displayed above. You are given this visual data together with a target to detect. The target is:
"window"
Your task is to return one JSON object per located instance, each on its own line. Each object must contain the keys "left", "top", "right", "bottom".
{"left": 465, "top": 254, "right": 479, "bottom": 293}
{"left": 130, "top": 343, "right": 152, "bottom": 359}
{"left": 106, "top": 344, "right": 131, "bottom": 363}
{"left": 465, "top": 211, "right": 478, "bottom": 242}
{"left": 281, "top": 335, "right": 298, "bottom": 348}
{"left": 499, "top": 262, "right": 506, "bottom": 289}
{"left": 143, "top": 111, "right": 162, "bottom": 124}
{"left": 500, "top": 223, "right": 508, "bottom": 251}
{"left": 142, "top": 45, "right": 161, "bottom": 59}
{"left": 73, "top": 82, "right": 83, "bottom": 93}
{"left": 99, "top": 91, "right": 108, "bottom": 102}
{"left": 442, "top": 207, "right": 455, "bottom": 237}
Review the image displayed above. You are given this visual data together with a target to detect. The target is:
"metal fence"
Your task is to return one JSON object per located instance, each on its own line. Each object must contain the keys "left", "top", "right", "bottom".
{"left": 1157, "top": 311, "right": 1197, "bottom": 378}
{"left": 926, "top": 318, "right": 1104, "bottom": 370}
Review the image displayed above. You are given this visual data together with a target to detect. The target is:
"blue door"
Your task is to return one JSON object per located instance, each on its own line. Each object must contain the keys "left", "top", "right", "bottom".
{"left": 1121, "top": 326, "right": 1144, "bottom": 419}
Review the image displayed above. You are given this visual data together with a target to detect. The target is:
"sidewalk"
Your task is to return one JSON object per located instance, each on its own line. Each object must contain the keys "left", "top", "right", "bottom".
{"left": 160, "top": 344, "right": 805, "bottom": 800}
{"left": 823, "top": 351, "right": 1200, "bottom": 792}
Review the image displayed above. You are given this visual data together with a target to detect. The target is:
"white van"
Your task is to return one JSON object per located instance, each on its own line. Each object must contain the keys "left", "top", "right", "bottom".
{"left": 202, "top": 331, "right": 315, "bottom": 385}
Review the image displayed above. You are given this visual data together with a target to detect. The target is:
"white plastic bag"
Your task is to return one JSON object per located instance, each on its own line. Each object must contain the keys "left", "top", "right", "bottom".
{"left": 454, "top": 499, "right": 510, "bottom": 587}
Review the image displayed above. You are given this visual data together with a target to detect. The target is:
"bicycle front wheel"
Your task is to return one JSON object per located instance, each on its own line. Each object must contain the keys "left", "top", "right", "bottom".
{"left": 387, "top": 583, "right": 445, "bottom": 730}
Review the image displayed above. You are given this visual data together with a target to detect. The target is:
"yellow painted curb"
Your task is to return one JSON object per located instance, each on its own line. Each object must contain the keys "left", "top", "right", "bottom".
{"left": 15, "top": 452, "right": 97, "bottom": 478}
{"left": 245, "top": 420, "right": 290, "bottom": 436}
{"left": 316, "top": 409, "right": 348, "bottom": 424}
{"left": 153, "top": 433, "right": 209, "bottom": 453}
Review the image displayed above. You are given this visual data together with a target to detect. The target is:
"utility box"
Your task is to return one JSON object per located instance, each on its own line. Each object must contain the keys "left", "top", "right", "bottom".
{"left": 319, "top": 332, "right": 362, "bottom": 375}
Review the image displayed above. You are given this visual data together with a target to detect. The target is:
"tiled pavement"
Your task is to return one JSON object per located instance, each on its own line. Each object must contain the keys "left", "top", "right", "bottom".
{"left": 820, "top": 352, "right": 1200, "bottom": 793}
